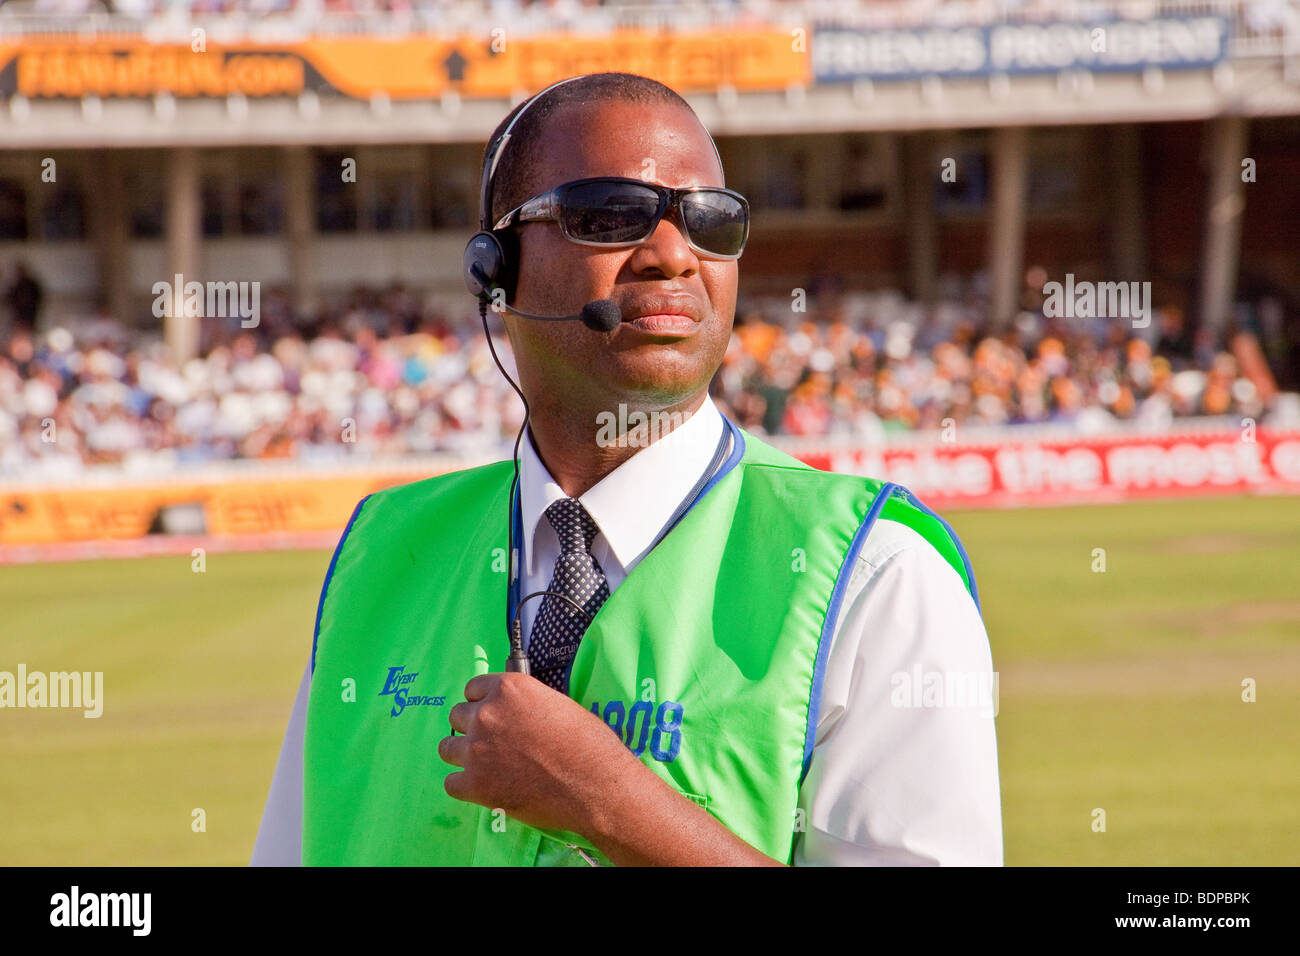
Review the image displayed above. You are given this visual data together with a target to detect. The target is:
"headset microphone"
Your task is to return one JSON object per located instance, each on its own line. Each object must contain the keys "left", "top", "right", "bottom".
{"left": 578, "top": 299, "right": 622, "bottom": 333}
{"left": 468, "top": 263, "right": 623, "bottom": 332}
{"left": 499, "top": 298, "right": 621, "bottom": 333}
{"left": 500, "top": 297, "right": 622, "bottom": 333}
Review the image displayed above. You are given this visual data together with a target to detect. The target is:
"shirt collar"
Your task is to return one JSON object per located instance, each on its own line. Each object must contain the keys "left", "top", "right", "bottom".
{"left": 518, "top": 395, "right": 726, "bottom": 578}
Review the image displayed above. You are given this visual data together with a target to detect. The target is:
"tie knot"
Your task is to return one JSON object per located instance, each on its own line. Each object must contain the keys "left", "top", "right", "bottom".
{"left": 544, "top": 497, "right": 600, "bottom": 554}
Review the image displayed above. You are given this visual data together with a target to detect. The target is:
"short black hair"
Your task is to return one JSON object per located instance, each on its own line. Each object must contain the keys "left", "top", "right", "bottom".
{"left": 481, "top": 72, "right": 701, "bottom": 227}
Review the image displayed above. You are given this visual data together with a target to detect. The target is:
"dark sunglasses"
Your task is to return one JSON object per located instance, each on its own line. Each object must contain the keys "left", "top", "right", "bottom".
{"left": 492, "top": 176, "right": 750, "bottom": 260}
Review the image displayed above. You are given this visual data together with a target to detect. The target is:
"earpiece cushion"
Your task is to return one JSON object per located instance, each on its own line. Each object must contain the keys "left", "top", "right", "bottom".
{"left": 463, "top": 229, "right": 520, "bottom": 302}
{"left": 463, "top": 230, "right": 505, "bottom": 298}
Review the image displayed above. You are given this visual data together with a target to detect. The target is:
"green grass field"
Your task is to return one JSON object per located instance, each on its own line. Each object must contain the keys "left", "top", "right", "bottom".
{"left": 2, "top": 494, "right": 1297, "bottom": 865}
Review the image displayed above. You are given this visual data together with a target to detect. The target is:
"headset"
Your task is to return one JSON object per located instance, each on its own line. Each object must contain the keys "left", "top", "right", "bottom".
{"left": 462, "top": 76, "right": 600, "bottom": 320}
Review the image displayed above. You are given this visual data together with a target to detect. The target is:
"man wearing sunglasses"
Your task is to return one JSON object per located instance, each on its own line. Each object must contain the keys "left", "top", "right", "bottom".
{"left": 256, "top": 72, "right": 1001, "bottom": 867}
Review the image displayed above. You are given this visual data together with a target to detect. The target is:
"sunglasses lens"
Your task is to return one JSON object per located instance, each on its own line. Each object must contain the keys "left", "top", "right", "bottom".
{"left": 560, "top": 181, "right": 660, "bottom": 244}
{"left": 681, "top": 191, "right": 748, "bottom": 257}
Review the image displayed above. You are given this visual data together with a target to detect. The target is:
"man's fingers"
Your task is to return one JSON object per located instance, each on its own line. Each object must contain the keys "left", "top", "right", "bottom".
{"left": 443, "top": 769, "right": 472, "bottom": 804}
{"left": 463, "top": 673, "right": 501, "bottom": 702}
{"left": 448, "top": 699, "right": 478, "bottom": 734}
{"left": 438, "top": 733, "right": 469, "bottom": 768}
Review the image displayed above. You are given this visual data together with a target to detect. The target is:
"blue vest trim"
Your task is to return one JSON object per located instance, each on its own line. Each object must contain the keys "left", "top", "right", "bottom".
{"left": 679, "top": 416, "right": 746, "bottom": 525}
{"left": 505, "top": 416, "right": 743, "bottom": 636}
{"left": 893, "top": 485, "right": 981, "bottom": 615}
{"left": 311, "top": 493, "right": 372, "bottom": 676}
{"left": 800, "top": 481, "right": 899, "bottom": 785}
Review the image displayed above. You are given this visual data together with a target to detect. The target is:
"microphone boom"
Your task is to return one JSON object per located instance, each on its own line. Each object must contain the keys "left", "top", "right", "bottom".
{"left": 498, "top": 298, "right": 622, "bottom": 332}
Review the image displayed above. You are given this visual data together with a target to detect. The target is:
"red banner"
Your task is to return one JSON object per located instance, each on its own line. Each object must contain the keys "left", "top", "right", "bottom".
{"left": 793, "top": 428, "right": 1300, "bottom": 510}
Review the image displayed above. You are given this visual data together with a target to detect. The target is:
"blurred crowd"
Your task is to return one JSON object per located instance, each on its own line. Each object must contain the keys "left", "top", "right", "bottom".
{"left": 1, "top": 272, "right": 1290, "bottom": 477}
{"left": 5, "top": 0, "right": 1270, "bottom": 28}
{"left": 722, "top": 285, "right": 1284, "bottom": 442}
{"left": 0, "top": 0, "right": 1034, "bottom": 15}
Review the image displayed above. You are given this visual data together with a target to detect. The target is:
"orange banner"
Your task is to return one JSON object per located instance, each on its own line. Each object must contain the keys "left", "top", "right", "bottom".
{"left": 0, "top": 30, "right": 809, "bottom": 100}
{"left": 0, "top": 472, "right": 436, "bottom": 545}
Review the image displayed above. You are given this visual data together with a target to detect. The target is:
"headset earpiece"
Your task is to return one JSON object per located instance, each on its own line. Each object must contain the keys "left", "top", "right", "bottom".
{"left": 464, "top": 230, "right": 503, "bottom": 298}
{"left": 463, "top": 228, "right": 520, "bottom": 302}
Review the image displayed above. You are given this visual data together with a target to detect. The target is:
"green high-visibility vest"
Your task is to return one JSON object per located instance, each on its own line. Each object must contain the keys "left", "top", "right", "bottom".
{"left": 303, "top": 424, "right": 978, "bottom": 866}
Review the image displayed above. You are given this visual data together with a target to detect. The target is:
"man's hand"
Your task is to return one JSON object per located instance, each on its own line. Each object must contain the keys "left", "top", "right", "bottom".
{"left": 437, "top": 672, "right": 786, "bottom": 866}
{"left": 439, "top": 672, "right": 634, "bottom": 835}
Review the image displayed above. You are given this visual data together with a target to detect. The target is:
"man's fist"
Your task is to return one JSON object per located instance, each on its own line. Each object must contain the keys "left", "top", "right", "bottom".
{"left": 438, "top": 672, "right": 638, "bottom": 835}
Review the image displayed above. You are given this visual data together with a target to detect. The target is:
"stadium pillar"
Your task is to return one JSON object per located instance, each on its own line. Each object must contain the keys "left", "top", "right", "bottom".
{"left": 283, "top": 146, "right": 316, "bottom": 319}
{"left": 164, "top": 146, "right": 201, "bottom": 363}
{"left": 1198, "top": 115, "right": 1249, "bottom": 339}
{"left": 88, "top": 149, "right": 131, "bottom": 326}
{"left": 1107, "top": 125, "right": 1147, "bottom": 284}
{"left": 987, "top": 126, "right": 1028, "bottom": 331}
{"left": 901, "top": 133, "right": 938, "bottom": 304}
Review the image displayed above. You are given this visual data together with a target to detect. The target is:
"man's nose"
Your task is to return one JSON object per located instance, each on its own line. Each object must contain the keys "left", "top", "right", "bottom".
{"left": 626, "top": 210, "right": 699, "bottom": 280}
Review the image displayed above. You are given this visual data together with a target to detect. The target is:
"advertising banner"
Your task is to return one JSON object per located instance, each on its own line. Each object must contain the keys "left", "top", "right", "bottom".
{"left": 796, "top": 428, "right": 1300, "bottom": 510}
{"left": 0, "top": 471, "right": 417, "bottom": 546}
{"left": 813, "top": 17, "right": 1230, "bottom": 82}
{"left": 0, "top": 29, "right": 809, "bottom": 100}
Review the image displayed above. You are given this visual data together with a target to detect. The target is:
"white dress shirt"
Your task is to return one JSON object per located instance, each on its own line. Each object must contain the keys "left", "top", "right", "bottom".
{"left": 251, "top": 395, "right": 1003, "bottom": 866}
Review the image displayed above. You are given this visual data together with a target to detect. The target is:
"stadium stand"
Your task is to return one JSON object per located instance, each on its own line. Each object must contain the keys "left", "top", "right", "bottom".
{"left": 0, "top": 0, "right": 1296, "bottom": 484}
{"left": 1, "top": 275, "right": 1289, "bottom": 474}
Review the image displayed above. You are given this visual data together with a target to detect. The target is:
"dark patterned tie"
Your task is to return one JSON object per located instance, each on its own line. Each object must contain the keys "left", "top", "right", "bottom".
{"left": 528, "top": 497, "right": 610, "bottom": 695}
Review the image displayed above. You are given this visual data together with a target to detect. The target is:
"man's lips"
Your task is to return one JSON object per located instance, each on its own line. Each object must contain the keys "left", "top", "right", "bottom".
{"left": 622, "top": 313, "right": 699, "bottom": 335}
{"left": 617, "top": 299, "right": 703, "bottom": 337}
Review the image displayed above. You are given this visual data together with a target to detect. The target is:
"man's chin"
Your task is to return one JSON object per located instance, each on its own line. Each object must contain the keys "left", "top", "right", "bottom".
{"left": 590, "top": 349, "right": 712, "bottom": 397}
